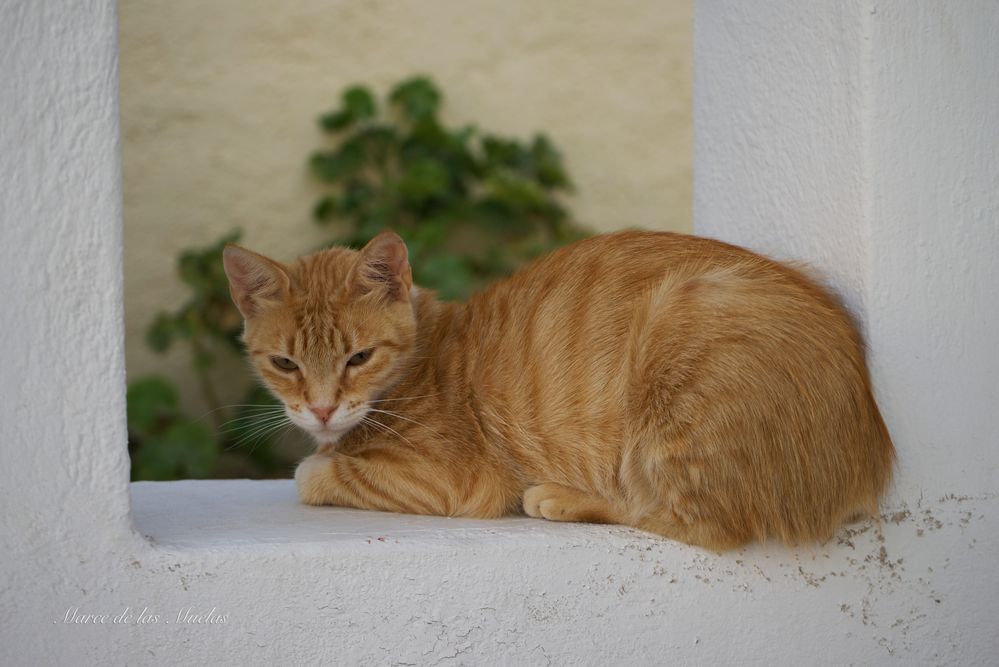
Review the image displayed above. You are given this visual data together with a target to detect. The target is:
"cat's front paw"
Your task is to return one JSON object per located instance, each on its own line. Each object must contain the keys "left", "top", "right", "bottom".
{"left": 523, "top": 483, "right": 573, "bottom": 521}
{"left": 523, "top": 483, "right": 620, "bottom": 524}
{"left": 294, "top": 453, "right": 334, "bottom": 505}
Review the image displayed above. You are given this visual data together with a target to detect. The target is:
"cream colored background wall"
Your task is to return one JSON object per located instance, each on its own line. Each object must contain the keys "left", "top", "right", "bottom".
{"left": 120, "top": 0, "right": 692, "bottom": 411}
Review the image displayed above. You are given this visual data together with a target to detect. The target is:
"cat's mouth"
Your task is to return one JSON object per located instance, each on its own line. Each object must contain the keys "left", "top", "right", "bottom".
{"left": 304, "top": 425, "right": 348, "bottom": 451}
{"left": 299, "top": 410, "right": 366, "bottom": 446}
{"left": 281, "top": 400, "right": 372, "bottom": 449}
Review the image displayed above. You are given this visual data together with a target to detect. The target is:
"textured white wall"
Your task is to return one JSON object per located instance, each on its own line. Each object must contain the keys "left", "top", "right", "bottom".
{"left": 694, "top": 1, "right": 870, "bottom": 314}
{"left": 2, "top": 1, "right": 997, "bottom": 665}
{"left": 862, "top": 2, "right": 999, "bottom": 502}
{"left": 0, "top": 0, "right": 132, "bottom": 556}
{"left": 695, "top": 2, "right": 999, "bottom": 658}
{"left": 695, "top": 0, "right": 999, "bottom": 502}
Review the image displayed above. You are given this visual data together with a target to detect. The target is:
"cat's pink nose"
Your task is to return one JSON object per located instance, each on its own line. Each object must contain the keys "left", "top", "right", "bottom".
{"left": 309, "top": 404, "right": 336, "bottom": 423}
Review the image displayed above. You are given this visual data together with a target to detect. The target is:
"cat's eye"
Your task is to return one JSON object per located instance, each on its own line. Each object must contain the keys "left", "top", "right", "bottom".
{"left": 270, "top": 356, "right": 298, "bottom": 371}
{"left": 347, "top": 348, "right": 374, "bottom": 367}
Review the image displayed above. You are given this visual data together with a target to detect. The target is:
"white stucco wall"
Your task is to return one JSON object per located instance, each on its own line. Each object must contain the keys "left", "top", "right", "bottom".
{"left": 2, "top": 1, "right": 997, "bottom": 665}
{"left": 695, "top": 0, "right": 999, "bottom": 503}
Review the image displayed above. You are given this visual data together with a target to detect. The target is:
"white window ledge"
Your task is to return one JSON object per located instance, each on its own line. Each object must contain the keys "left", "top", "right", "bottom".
{"left": 131, "top": 479, "right": 607, "bottom": 549}
{"left": 126, "top": 479, "right": 997, "bottom": 663}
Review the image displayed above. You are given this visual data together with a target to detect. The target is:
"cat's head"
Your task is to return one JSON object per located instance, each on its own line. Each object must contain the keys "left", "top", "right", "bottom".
{"left": 222, "top": 231, "right": 418, "bottom": 446}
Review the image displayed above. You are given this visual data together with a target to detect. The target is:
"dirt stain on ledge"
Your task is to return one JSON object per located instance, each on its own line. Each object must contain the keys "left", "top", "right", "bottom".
{"left": 887, "top": 509, "right": 911, "bottom": 525}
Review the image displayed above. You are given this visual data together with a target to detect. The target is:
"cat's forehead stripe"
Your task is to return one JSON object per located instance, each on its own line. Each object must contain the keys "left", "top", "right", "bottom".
{"left": 336, "top": 326, "right": 348, "bottom": 354}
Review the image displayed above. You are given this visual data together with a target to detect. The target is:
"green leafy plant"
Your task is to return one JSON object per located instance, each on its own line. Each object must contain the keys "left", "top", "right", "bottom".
{"left": 127, "top": 376, "right": 217, "bottom": 480}
{"left": 127, "top": 75, "right": 586, "bottom": 480}
{"left": 310, "top": 76, "right": 587, "bottom": 298}
{"left": 144, "top": 231, "right": 244, "bottom": 422}
{"left": 127, "top": 233, "right": 291, "bottom": 481}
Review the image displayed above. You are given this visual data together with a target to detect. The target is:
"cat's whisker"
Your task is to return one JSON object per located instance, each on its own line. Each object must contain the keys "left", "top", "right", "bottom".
{"left": 221, "top": 425, "right": 285, "bottom": 442}
{"left": 241, "top": 415, "right": 291, "bottom": 436}
{"left": 359, "top": 416, "right": 391, "bottom": 436}
{"left": 194, "top": 403, "right": 285, "bottom": 420}
{"left": 368, "top": 393, "right": 439, "bottom": 404}
{"left": 227, "top": 416, "right": 292, "bottom": 450}
{"left": 218, "top": 414, "right": 290, "bottom": 435}
{"left": 216, "top": 408, "right": 287, "bottom": 420}
{"left": 360, "top": 416, "right": 415, "bottom": 448}
{"left": 358, "top": 417, "right": 393, "bottom": 443}
{"left": 217, "top": 409, "right": 288, "bottom": 424}
{"left": 256, "top": 424, "right": 298, "bottom": 458}
{"left": 230, "top": 424, "right": 289, "bottom": 455}
{"left": 244, "top": 421, "right": 296, "bottom": 457}
{"left": 201, "top": 407, "right": 287, "bottom": 430}
{"left": 365, "top": 407, "right": 442, "bottom": 437}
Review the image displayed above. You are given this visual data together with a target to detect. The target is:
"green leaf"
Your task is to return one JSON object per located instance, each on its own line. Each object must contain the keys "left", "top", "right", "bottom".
{"left": 126, "top": 376, "right": 179, "bottom": 435}
{"left": 319, "top": 109, "right": 354, "bottom": 132}
{"left": 482, "top": 135, "right": 528, "bottom": 171}
{"left": 407, "top": 219, "right": 448, "bottom": 248}
{"left": 390, "top": 77, "right": 442, "bottom": 122}
{"left": 397, "top": 159, "right": 451, "bottom": 205}
{"left": 310, "top": 143, "right": 364, "bottom": 182}
{"left": 340, "top": 179, "right": 376, "bottom": 216}
{"left": 175, "top": 231, "right": 238, "bottom": 292}
{"left": 177, "top": 251, "right": 208, "bottom": 289}
{"left": 416, "top": 254, "right": 474, "bottom": 300}
{"left": 486, "top": 171, "right": 548, "bottom": 211}
{"left": 531, "top": 134, "right": 572, "bottom": 190}
{"left": 343, "top": 86, "right": 377, "bottom": 120}
{"left": 319, "top": 86, "right": 377, "bottom": 132}
{"left": 313, "top": 196, "right": 339, "bottom": 223}
{"left": 132, "top": 419, "right": 217, "bottom": 480}
{"left": 471, "top": 197, "right": 531, "bottom": 236}
{"left": 146, "top": 313, "right": 175, "bottom": 353}
{"left": 192, "top": 347, "right": 214, "bottom": 370}
{"left": 171, "top": 307, "right": 195, "bottom": 339}
{"left": 353, "top": 124, "right": 399, "bottom": 168}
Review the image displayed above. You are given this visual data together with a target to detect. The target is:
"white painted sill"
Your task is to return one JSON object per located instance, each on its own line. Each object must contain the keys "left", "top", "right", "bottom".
{"left": 131, "top": 479, "right": 617, "bottom": 551}
{"left": 124, "top": 480, "right": 996, "bottom": 662}
{"left": 129, "top": 479, "right": 995, "bottom": 634}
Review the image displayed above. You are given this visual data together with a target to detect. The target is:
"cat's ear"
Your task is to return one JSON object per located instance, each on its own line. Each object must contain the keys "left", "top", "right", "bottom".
{"left": 351, "top": 231, "right": 413, "bottom": 302}
{"left": 222, "top": 244, "right": 291, "bottom": 318}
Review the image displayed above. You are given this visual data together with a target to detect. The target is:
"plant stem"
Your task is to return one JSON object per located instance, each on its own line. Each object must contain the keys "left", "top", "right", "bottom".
{"left": 190, "top": 333, "right": 225, "bottom": 433}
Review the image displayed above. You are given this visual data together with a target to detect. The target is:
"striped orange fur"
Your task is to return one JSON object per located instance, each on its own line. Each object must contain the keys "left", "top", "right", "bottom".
{"left": 223, "top": 230, "right": 894, "bottom": 551}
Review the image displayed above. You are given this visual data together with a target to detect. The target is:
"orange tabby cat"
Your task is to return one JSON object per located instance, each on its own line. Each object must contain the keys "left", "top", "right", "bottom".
{"left": 223, "top": 230, "right": 894, "bottom": 550}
